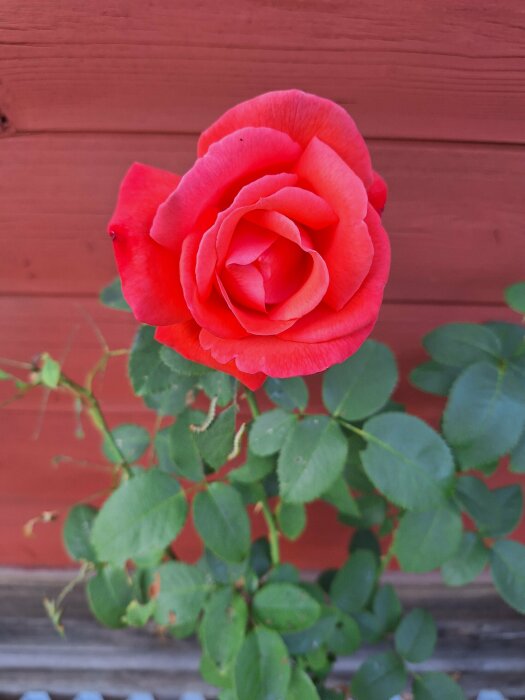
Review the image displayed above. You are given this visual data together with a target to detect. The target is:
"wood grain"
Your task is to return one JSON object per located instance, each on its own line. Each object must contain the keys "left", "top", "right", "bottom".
{"left": 2, "top": 133, "right": 524, "bottom": 303}
{"left": 1, "top": 1, "right": 524, "bottom": 142}
{"left": 1, "top": 569, "right": 524, "bottom": 698}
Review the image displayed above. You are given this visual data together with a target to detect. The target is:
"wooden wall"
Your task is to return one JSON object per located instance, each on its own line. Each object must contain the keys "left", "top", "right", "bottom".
{"left": 1, "top": 0, "right": 524, "bottom": 568}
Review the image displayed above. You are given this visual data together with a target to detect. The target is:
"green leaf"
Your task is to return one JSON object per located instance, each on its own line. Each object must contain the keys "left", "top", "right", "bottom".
{"left": 122, "top": 598, "right": 156, "bottom": 627}
{"left": 86, "top": 566, "right": 132, "bottom": 628}
{"left": 249, "top": 409, "right": 297, "bottom": 457}
{"left": 410, "top": 361, "right": 460, "bottom": 396}
{"left": 351, "top": 651, "right": 407, "bottom": 700}
{"left": 330, "top": 550, "right": 378, "bottom": 614}
{"left": 266, "top": 563, "right": 300, "bottom": 585}
{"left": 229, "top": 451, "right": 275, "bottom": 484}
{"left": 281, "top": 609, "right": 337, "bottom": 655}
{"left": 155, "top": 410, "right": 205, "bottom": 481}
{"left": 423, "top": 323, "right": 501, "bottom": 368}
{"left": 455, "top": 476, "right": 523, "bottom": 538}
{"left": 350, "top": 529, "right": 382, "bottom": 561}
{"left": 91, "top": 469, "right": 187, "bottom": 566}
{"left": 99, "top": 277, "right": 131, "bottom": 312}
{"left": 201, "top": 549, "right": 248, "bottom": 586}
{"left": 253, "top": 582, "right": 321, "bottom": 632}
{"left": 102, "top": 423, "right": 150, "bottom": 464}
{"left": 200, "top": 651, "right": 232, "bottom": 689}
{"left": 372, "top": 584, "right": 403, "bottom": 634}
{"left": 277, "top": 502, "right": 306, "bottom": 540}
{"left": 491, "top": 540, "right": 525, "bottom": 613}
{"left": 200, "top": 588, "right": 247, "bottom": 674}
{"left": 193, "top": 483, "right": 250, "bottom": 563}
{"left": 505, "top": 281, "right": 525, "bottom": 314}
{"left": 360, "top": 414, "right": 454, "bottom": 511}
{"left": 63, "top": 504, "right": 97, "bottom": 562}
{"left": 128, "top": 326, "right": 164, "bottom": 396}
{"left": 155, "top": 561, "right": 209, "bottom": 626}
{"left": 40, "top": 353, "right": 61, "bottom": 388}
{"left": 234, "top": 628, "right": 291, "bottom": 700}
{"left": 441, "top": 532, "right": 489, "bottom": 586}
{"left": 413, "top": 672, "right": 466, "bottom": 700}
{"left": 278, "top": 416, "right": 348, "bottom": 503}
{"left": 484, "top": 321, "right": 525, "bottom": 359}
{"left": 443, "top": 361, "right": 525, "bottom": 468}
{"left": 249, "top": 537, "right": 272, "bottom": 577}
{"left": 510, "top": 426, "right": 525, "bottom": 473}
{"left": 395, "top": 504, "right": 462, "bottom": 573}
{"left": 322, "top": 475, "right": 360, "bottom": 516}
{"left": 142, "top": 377, "right": 195, "bottom": 416}
{"left": 196, "top": 405, "right": 237, "bottom": 469}
{"left": 286, "top": 667, "right": 320, "bottom": 700}
{"left": 322, "top": 340, "right": 398, "bottom": 421}
{"left": 265, "top": 377, "right": 309, "bottom": 412}
{"left": 394, "top": 608, "right": 437, "bottom": 662}
{"left": 159, "top": 344, "right": 210, "bottom": 377}
{"left": 342, "top": 496, "right": 385, "bottom": 529}
{"left": 326, "top": 611, "right": 361, "bottom": 655}
{"left": 200, "top": 372, "right": 237, "bottom": 406}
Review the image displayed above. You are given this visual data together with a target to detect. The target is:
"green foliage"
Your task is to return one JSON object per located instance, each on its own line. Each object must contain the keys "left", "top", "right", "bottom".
{"left": 394, "top": 504, "right": 463, "bottom": 573}
{"left": 322, "top": 340, "right": 398, "bottom": 421}
{"left": 155, "top": 561, "right": 209, "bottom": 627}
{"left": 195, "top": 405, "right": 237, "bottom": 469}
{"left": 413, "top": 672, "right": 466, "bottom": 700}
{"left": 234, "top": 628, "right": 291, "bottom": 700}
{"left": 351, "top": 651, "right": 407, "bottom": 700}
{"left": 91, "top": 469, "right": 187, "bottom": 565}
{"left": 505, "top": 281, "right": 525, "bottom": 313}
{"left": 265, "top": 376, "right": 309, "bottom": 411}
{"left": 86, "top": 566, "right": 132, "bottom": 628}
{"left": 490, "top": 540, "right": 525, "bottom": 613}
{"left": 99, "top": 277, "right": 131, "bottom": 312}
{"left": 102, "top": 423, "right": 150, "bottom": 463}
{"left": 253, "top": 583, "right": 321, "bottom": 632}
{"left": 63, "top": 504, "right": 98, "bottom": 562}
{"left": 193, "top": 483, "right": 251, "bottom": 563}
{"left": 360, "top": 413, "right": 454, "bottom": 510}
{"left": 330, "top": 550, "right": 378, "bottom": 614}
{"left": 455, "top": 476, "right": 523, "bottom": 538}
{"left": 249, "top": 409, "right": 296, "bottom": 456}
{"left": 278, "top": 415, "right": 348, "bottom": 503}
{"left": 441, "top": 532, "right": 489, "bottom": 586}
{"left": 22, "top": 277, "right": 525, "bottom": 698}
{"left": 394, "top": 608, "right": 437, "bottom": 662}
{"left": 423, "top": 323, "right": 501, "bottom": 367}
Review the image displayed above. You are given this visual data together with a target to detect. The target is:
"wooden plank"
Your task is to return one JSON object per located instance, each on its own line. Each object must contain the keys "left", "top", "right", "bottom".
{"left": 0, "top": 569, "right": 524, "bottom": 698}
{"left": 1, "top": 133, "right": 524, "bottom": 303}
{"left": 1, "top": 1, "right": 524, "bottom": 143}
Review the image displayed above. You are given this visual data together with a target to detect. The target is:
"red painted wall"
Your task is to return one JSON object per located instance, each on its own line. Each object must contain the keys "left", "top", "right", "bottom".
{"left": 1, "top": 0, "right": 524, "bottom": 568}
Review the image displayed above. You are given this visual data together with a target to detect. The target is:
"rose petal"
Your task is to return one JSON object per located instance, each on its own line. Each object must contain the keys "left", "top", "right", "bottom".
{"left": 369, "top": 170, "right": 388, "bottom": 214}
{"left": 268, "top": 248, "right": 329, "bottom": 321}
{"left": 108, "top": 162, "right": 190, "bottom": 326}
{"left": 261, "top": 186, "right": 338, "bottom": 229}
{"left": 296, "top": 137, "right": 373, "bottom": 310}
{"left": 195, "top": 173, "right": 297, "bottom": 297}
{"left": 155, "top": 321, "right": 265, "bottom": 390}
{"left": 151, "top": 127, "right": 301, "bottom": 253}
{"left": 221, "top": 262, "right": 267, "bottom": 312}
{"left": 200, "top": 321, "right": 375, "bottom": 378}
{"left": 281, "top": 206, "right": 390, "bottom": 342}
{"left": 198, "top": 89, "right": 375, "bottom": 189}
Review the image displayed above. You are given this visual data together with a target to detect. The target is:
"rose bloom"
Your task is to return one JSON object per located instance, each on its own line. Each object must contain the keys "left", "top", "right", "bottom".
{"left": 109, "top": 90, "right": 390, "bottom": 390}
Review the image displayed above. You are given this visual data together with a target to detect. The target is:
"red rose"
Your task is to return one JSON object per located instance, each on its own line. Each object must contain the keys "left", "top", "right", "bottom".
{"left": 109, "top": 90, "right": 390, "bottom": 391}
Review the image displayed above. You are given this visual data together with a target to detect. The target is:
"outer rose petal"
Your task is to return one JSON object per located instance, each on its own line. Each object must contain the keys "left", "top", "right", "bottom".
{"left": 295, "top": 137, "right": 373, "bottom": 310}
{"left": 155, "top": 322, "right": 265, "bottom": 391}
{"left": 198, "top": 89, "right": 375, "bottom": 190}
{"left": 108, "top": 162, "right": 190, "bottom": 326}
{"left": 151, "top": 127, "right": 301, "bottom": 253}
{"left": 200, "top": 322, "right": 375, "bottom": 378}
{"left": 369, "top": 171, "right": 388, "bottom": 214}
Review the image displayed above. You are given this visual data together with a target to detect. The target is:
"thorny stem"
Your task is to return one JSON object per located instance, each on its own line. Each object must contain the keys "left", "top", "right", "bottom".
{"left": 58, "top": 373, "right": 132, "bottom": 478}
{"left": 244, "top": 389, "right": 281, "bottom": 566}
